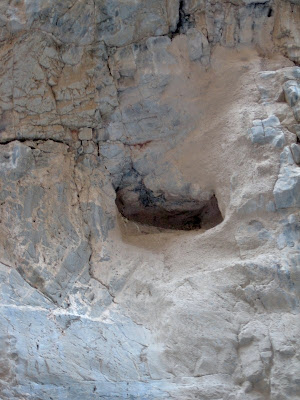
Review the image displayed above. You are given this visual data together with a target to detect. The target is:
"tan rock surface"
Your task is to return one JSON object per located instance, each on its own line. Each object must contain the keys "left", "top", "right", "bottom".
{"left": 0, "top": 1, "right": 299, "bottom": 399}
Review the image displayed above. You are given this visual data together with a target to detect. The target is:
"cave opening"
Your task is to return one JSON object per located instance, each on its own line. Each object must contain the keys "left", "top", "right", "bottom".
{"left": 115, "top": 187, "right": 223, "bottom": 231}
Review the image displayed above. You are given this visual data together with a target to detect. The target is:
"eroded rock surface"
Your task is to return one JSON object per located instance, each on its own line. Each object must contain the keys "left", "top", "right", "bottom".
{"left": 0, "top": 1, "right": 300, "bottom": 399}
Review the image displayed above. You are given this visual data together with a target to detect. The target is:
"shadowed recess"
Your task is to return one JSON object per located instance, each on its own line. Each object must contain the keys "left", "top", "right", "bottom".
{"left": 115, "top": 187, "right": 223, "bottom": 231}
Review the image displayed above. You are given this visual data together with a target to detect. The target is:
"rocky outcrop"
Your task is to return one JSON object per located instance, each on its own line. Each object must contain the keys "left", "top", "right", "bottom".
{"left": 0, "top": 1, "right": 299, "bottom": 399}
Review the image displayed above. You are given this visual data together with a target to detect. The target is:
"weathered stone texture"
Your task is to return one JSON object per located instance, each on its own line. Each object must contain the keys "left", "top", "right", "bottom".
{"left": 0, "top": 0, "right": 300, "bottom": 399}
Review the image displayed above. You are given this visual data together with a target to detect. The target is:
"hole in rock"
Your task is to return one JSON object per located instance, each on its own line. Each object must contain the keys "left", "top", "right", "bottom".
{"left": 115, "top": 187, "right": 223, "bottom": 231}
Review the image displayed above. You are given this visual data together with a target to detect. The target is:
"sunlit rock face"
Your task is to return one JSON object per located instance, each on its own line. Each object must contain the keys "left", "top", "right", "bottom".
{"left": 0, "top": 1, "right": 299, "bottom": 399}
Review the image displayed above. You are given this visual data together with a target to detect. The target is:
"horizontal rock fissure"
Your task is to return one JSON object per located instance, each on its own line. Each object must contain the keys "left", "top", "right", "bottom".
{"left": 0, "top": 137, "right": 68, "bottom": 146}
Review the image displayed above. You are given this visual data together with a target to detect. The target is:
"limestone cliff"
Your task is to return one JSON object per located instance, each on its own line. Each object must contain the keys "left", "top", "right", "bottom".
{"left": 0, "top": 1, "right": 299, "bottom": 399}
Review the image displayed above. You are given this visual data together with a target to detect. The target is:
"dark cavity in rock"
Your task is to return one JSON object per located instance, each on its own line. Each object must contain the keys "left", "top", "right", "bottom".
{"left": 171, "top": 0, "right": 194, "bottom": 37}
{"left": 115, "top": 185, "right": 223, "bottom": 231}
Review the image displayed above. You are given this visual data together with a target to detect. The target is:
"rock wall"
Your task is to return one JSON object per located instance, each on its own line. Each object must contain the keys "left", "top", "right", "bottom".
{"left": 0, "top": 1, "right": 299, "bottom": 399}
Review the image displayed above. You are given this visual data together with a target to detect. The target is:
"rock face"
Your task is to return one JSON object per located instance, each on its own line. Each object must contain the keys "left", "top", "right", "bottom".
{"left": 0, "top": 1, "right": 300, "bottom": 399}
